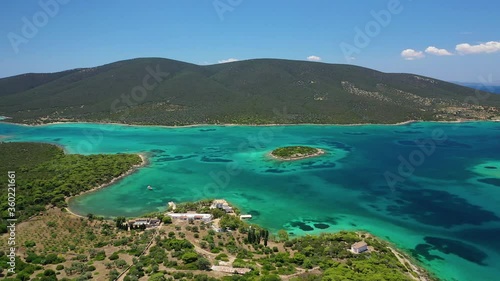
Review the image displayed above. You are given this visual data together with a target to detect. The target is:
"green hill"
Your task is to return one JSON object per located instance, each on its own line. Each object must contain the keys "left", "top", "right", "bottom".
{"left": 0, "top": 58, "right": 499, "bottom": 125}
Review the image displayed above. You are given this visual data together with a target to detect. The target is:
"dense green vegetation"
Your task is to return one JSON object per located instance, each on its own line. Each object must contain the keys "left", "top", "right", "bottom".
{"left": 0, "top": 142, "right": 142, "bottom": 231}
{"left": 270, "top": 146, "right": 321, "bottom": 159}
{"left": 0, "top": 58, "right": 498, "bottom": 125}
{"left": 287, "top": 232, "right": 415, "bottom": 281}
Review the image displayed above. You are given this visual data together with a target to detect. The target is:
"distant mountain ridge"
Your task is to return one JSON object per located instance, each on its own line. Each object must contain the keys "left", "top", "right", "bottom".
{"left": 453, "top": 82, "right": 500, "bottom": 94}
{"left": 0, "top": 58, "right": 499, "bottom": 125}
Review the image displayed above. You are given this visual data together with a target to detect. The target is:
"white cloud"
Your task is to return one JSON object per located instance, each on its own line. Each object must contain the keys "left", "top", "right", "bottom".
{"left": 456, "top": 41, "right": 500, "bottom": 54}
{"left": 218, "top": 58, "right": 239, "bottom": 63}
{"left": 307, "top": 55, "right": 322, "bottom": 61}
{"left": 425, "top": 46, "right": 453, "bottom": 56}
{"left": 401, "top": 49, "right": 425, "bottom": 60}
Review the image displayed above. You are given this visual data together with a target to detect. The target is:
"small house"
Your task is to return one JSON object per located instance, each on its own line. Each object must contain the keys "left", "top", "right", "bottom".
{"left": 132, "top": 218, "right": 149, "bottom": 227}
{"left": 351, "top": 241, "right": 368, "bottom": 254}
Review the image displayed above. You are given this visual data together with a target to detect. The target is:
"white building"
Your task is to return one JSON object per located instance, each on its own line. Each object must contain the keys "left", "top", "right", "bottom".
{"left": 210, "top": 199, "right": 234, "bottom": 213}
{"left": 128, "top": 218, "right": 160, "bottom": 228}
{"left": 131, "top": 218, "right": 149, "bottom": 227}
{"left": 351, "top": 241, "right": 368, "bottom": 254}
{"left": 168, "top": 213, "right": 213, "bottom": 223}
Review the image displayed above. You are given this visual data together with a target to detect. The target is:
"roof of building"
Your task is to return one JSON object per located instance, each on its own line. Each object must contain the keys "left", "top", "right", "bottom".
{"left": 168, "top": 213, "right": 212, "bottom": 218}
{"left": 211, "top": 266, "right": 251, "bottom": 274}
{"left": 352, "top": 241, "right": 368, "bottom": 249}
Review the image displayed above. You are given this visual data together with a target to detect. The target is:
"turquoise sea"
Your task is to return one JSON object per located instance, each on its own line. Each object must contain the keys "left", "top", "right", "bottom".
{"left": 1, "top": 121, "right": 499, "bottom": 281}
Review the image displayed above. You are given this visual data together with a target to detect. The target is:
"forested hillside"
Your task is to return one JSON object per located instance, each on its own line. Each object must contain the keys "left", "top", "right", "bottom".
{"left": 0, "top": 142, "right": 142, "bottom": 232}
{"left": 0, "top": 58, "right": 499, "bottom": 125}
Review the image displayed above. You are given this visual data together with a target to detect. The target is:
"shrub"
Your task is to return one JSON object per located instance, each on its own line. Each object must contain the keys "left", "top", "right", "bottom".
{"left": 75, "top": 254, "right": 88, "bottom": 262}
{"left": 46, "top": 221, "right": 57, "bottom": 227}
{"left": 94, "top": 251, "right": 106, "bottom": 261}
{"left": 109, "top": 252, "right": 119, "bottom": 260}
{"left": 44, "top": 269, "right": 57, "bottom": 276}
{"left": 196, "top": 258, "right": 211, "bottom": 271}
{"left": 215, "top": 253, "right": 229, "bottom": 262}
{"left": 181, "top": 252, "right": 199, "bottom": 264}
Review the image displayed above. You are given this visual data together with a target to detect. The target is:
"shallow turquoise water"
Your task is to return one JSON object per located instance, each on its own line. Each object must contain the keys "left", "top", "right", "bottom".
{"left": 1, "top": 122, "right": 499, "bottom": 281}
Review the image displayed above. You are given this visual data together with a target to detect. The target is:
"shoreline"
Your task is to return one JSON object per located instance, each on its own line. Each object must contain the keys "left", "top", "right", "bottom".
{"left": 1, "top": 118, "right": 499, "bottom": 129}
{"left": 64, "top": 153, "right": 148, "bottom": 217}
{"left": 17, "top": 198, "right": 436, "bottom": 281}
{"left": 268, "top": 148, "right": 326, "bottom": 161}
{"left": 358, "top": 231, "right": 435, "bottom": 281}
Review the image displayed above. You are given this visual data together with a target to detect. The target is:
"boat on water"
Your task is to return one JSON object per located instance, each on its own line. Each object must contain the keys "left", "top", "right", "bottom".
{"left": 147, "top": 185, "right": 153, "bottom": 190}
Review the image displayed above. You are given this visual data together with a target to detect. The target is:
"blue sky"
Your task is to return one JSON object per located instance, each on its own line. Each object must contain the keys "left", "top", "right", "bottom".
{"left": 1, "top": 0, "right": 499, "bottom": 83}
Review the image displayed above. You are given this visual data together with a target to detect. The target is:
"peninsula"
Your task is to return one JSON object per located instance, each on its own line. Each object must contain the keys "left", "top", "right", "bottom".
{"left": 0, "top": 198, "right": 435, "bottom": 281}
{"left": 0, "top": 142, "right": 143, "bottom": 226}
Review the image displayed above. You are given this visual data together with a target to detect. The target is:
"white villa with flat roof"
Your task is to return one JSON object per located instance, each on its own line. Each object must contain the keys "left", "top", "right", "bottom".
{"left": 210, "top": 199, "right": 234, "bottom": 213}
{"left": 168, "top": 213, "right": 213, "bottom": 223}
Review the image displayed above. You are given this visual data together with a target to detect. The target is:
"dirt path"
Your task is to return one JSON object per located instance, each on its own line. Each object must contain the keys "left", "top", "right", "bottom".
{"left": 281, "top": 266, "right": 321, "bottom": 280}
{"left": 116, "top": 227, "right": 159, "bottom": 281}
{"left": 388, "top": 247, "right": 428, "bottom": 281}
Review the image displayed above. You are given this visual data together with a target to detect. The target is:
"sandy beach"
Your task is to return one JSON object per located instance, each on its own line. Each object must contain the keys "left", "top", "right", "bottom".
{"left": 2, "top": 118, "right": 497, "bottom": 129}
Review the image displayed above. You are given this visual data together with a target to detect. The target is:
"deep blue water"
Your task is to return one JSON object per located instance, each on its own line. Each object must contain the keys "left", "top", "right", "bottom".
{"left": 1, "top": 121, "right": 499, "bottom": 281}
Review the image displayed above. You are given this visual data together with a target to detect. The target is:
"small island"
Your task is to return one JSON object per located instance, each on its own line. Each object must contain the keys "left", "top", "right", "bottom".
{"left": 270, "top": 146, "right": 325, "bottom": 160}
